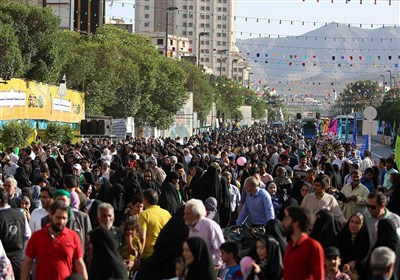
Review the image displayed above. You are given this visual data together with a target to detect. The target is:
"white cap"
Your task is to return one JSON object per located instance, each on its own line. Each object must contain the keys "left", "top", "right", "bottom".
{"left": 73, "top": 163, "right": 82, "bottom": 170}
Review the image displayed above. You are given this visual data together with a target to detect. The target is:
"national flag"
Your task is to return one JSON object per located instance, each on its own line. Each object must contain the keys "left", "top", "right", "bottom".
{"left": 345, "top": 116, "right": 349, "bottom": 142}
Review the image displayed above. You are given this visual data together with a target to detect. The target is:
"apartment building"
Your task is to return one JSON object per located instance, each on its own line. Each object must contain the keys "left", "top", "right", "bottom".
{"left": 135, "top": 0, "right": 247, "bottom": 79}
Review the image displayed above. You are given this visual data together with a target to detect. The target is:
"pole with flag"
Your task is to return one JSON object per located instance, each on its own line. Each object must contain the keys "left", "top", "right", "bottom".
{"left": 338, "top": 117, "right": 343, "bottom": 141}
{"left": 396, "top": 135, "right": 400, "bottom": 170}
{"left": 345, "top": 116, "right": 349, "bottom": 142}
{"left": 353, "top": 112, "right": 357, "bottom": 144}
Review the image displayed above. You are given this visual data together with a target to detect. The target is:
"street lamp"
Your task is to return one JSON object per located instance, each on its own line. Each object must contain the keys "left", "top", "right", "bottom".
{"left": 386, "top": 70, "right": 392, "bottom": 87}
{"left": 165, "top": 6, "right": 178, "bottom": 57}
{"left": 219, "top": 49, "right": 228, "bottom": 76}
{"left": 231, "top": 59, "right": 238, "bottom": 80}
{"left": 197, "top": 32, "right": 208, "bottom": 68}
{"left": 380, "top": 75, "right": 386, "bottom": 93}
{"left": 248, "top": 72, "right": 253, "bottom": 89}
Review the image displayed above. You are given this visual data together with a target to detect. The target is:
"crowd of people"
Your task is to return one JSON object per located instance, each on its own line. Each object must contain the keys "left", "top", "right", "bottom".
{"left": 0, "top": 122, "right": 399, "bottom": 280}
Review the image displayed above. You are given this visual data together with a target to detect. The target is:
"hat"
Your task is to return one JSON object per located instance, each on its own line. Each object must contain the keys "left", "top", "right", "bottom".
{"left": 72, "top": 163, "right": 82, "bottom": 170}
{"left": 2, "top": 155, "right": 11, "bottom": 162}
{"left": 325, "top": 246, "right": 340, "bottom": 258}
{"left": 54, "top": 189, "right": 71, "bottom": 199}
{"left": 146, "top": 156, "right": 157, "bottom": 166}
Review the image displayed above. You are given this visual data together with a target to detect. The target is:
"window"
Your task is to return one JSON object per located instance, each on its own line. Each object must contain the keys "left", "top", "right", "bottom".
{"left": 223, "top": 24, "right": 227, "bottom": 29}
{"left": 200, "top": 23, "right": 205, "bottom": 27}
{"left": 217, "top": 7, "right": 222, "bottom": 12}
{"left": 183, "top": 5, "right": 187, "bottom": 9}
{"left": 217, "top": 16, "right": 222, "bottom": 20}
{"left": 223, "top": 7, "right": 227, "bottom": 12}
{"left": 201, "top": 15, "right": 205, "bottom": 19}
{"left": 144, "top": 5, "right": 149, "bottom": 10}
{"left": 144, "top": 14, "right": 149, "bottom": 19}
{"left": 183, "top": 14, "right": 187, "bottom": 18}
{"left": 189, "top": 13, "right": 193, "bottom": 18}
{"left": 201, "top": 6, "right": 205, "bottom": 11}
{"left": 189, "top": 5, "right": 193, "bottom": 10}
{"left": 144, "top": 22, "right": 150, "bottom": 27}
{"left": 188, "top": 22, "right": 193, "bottom": 27}
{"left": 182, "top": 31, "right": 187, "bottom": 35}
{"left": 157, "top": 39, "right": 164, "bottom": 45}
{"left": 206, "top": 15, "right": 210, "bottom": 19}
{"left": 217, "top": 24, "right": 221, "bottom": 28}
{"left": 206, "top": 24, "right": 210, "bottom": 28}
{"left": 217, "top": 33, "right": 221, "bottom": 37}
{"left": 222, "top": 33, "right": 227, "bottom": 37}
{"left": 183, "top": 22, "right": 187, "bottom": 27}
{"left": 188, "top": 31, "right": 193, "bottom": 35}
{"left": 189, "top": 40, "right": 193, "bottom": 44}
{"left": 205, "top": 58, "right": 210, "bottom": 62}
{"left": 206, "top": 7, "right": 210, "bottom": 11}
{"left": 222, "top": 41, "right": 227, "bottom": 46}
{"left": 223, "top": 0, "right": 227, "bottom": 3}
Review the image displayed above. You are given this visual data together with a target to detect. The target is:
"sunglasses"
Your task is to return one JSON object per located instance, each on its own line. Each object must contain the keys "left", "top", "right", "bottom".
{"left": 367, "top": 204, "right": 377, "bottom": 210}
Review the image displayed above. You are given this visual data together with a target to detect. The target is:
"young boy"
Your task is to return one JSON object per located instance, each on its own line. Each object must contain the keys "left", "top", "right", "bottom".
{"left": 324, "top": 246, "right": 350, "bottom": 280}
{"left": 218, "top": 242, "right": 243, "bottom": 280}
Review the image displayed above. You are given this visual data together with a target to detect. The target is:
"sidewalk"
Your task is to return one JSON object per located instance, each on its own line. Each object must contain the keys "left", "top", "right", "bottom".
{"left": 371, "top": 134, "right": 395, "bottom": 149}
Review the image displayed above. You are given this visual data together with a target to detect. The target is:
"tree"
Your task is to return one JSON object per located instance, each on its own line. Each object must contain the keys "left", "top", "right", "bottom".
{"left": 63, "top": 25, "right": 189, "bottom": 129}
{"left": 0, "top": 22, "right": 23, "bottom": 79}
{"left": 0, "top": 1, "right": 66, "bottom": 83}
{"left": 377, "top": 87, "right": 400, "bottom": 126}
{"left": 335, "top": 80, "right": 381, "bottom": 114}
{"left": 178, "top": 61, "right": 214, "bottom": 122}
{"left": 44, "top": 122, "right": 74, "bottom": 144}
{"left": 0, "top": 121, "right": 33, "bottom": 149}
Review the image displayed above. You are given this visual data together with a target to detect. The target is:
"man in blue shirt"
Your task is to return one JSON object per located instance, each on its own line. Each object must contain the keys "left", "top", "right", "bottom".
{"left": 236, "top": 176, "right": 275, "bottom": 226}
{"left": 360, "top": 167, "right": 376, "bottom": 192}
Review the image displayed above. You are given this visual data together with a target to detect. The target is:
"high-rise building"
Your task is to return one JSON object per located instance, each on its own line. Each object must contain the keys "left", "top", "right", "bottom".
{"left": 135, "top": 0, "right": 246, "bottom": 78}
{"left": 9, "top": 0, "right": 105, "bottom": 33}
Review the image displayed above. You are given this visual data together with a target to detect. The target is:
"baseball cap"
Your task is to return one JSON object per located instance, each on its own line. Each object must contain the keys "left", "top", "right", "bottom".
{"left": 325, "top": 246, "right": 340, "bottom": 258}
{"left": 73, "top": 163, "right": 82, "bottom": 170}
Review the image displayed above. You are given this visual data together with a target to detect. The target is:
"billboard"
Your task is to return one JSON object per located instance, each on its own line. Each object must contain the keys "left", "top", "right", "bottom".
{"left": 0, "top": 79, "right": 85, "bottom": 123}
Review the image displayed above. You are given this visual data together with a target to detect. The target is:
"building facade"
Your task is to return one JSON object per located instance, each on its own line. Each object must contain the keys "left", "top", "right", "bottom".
{"left": 135, "top": 0, "right": 247, "bottom": 79}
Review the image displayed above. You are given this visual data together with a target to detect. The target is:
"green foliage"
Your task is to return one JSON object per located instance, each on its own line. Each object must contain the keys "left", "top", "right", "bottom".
{"left": 44, "top": 122, "right": 74, "bottom": 144}
{"left": 377, "top": 87, "right": 400, "bottom": 126}
{"left": 335, "top": 80, "right": 381, "bottom": 114}
{"left": 0, "top": 22, "right": 23, "bottom": 78}
{"left": 0, "top": 1, "right": 64, "bottom": 83}
{"left": 1, "top": 120, "right": 33, "bottom": 149}
{"left": 178, "top": 61, "right": 214, "bottom": 121}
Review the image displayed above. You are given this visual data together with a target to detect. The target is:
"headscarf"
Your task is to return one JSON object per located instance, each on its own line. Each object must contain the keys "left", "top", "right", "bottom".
{"left": 185, "top": 237, "right": 217, "bottom": 280}
{"left": 136, "top": 205, "right": 189, "bottom": 280}
{"left": 205, "top": 197, "right": 219, "bottom": 222}
{"left": 247, "top": 234, "right": 283, "bottom": 280}
{"left": 89, "top": 226, "right": 128, "bottom": 280}
{"left": 193, "top": 165, "right": 222, "bottom": 203}
{"left": 334, "top": 212, "right": 370, "bottom": 274}
{"left": 310, "top": 209, "right": 340, "bottom": 248}
{"left": 188, "top": 166, "right": 203, "bottom": 198}
{"left": 363, "top": 219, "right": 400, "bottom": 280}
{"left": 265, "top": 219, "right": 287, "bottom": 256}
{"left": 158, "top": 181, "right": 181, "bottom": 216}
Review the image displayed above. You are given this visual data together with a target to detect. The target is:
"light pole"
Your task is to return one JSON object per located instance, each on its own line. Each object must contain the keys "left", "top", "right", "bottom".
{"left": 197, "top": 32, "right": 208, "bottom": 68}
{"left": 248, "top": 72, "right": 253, "bottom": 89}
{"left": 231, "top": 59, "right": 238, "bottom": 80}
{"left": 219, "top": 49, "right": 228, "bottom": 76}
{"left": 386, "top": 70, "right": 392, "bottom": 87}
{"left": 165, "top": 6, "right": 178, "bottom": 57}
{"left": 380, "top": 75, "right": 386, "bottom": 93}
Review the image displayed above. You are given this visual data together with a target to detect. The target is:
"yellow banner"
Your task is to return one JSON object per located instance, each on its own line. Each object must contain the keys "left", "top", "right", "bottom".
{"left": 395, "top": 135, "right": 400, "bottom": 170}
{"left": 0, "top": 79, "right": 84, "bottom": 123}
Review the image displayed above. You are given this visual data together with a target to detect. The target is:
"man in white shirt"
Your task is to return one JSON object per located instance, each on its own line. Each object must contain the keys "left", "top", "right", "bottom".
{"left": 2, "top": 155, "right": 18, "bottom": 177}
{"left": 332, "top": 149, "right": 348, "bottom": 169}
{"left": 29, "top": 186, "right": 55, "bottom": 233}
{"left": 301, "top": 176, "right": 346, "bottom": 227}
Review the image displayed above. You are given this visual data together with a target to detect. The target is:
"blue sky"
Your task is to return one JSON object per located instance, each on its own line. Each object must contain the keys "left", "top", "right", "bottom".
{"left": 105, "top": 0, "right": 400, "bottom": 38}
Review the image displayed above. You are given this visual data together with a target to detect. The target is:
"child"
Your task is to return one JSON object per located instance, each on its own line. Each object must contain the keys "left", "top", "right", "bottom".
{"left": 120, "top": 218, "right": 142, "bottom": 277}
{"left": 218, "top": 242, "right": 243, "bottom": 280}
{"left": 324, "top": 246, "right": 350, "bottom": 280}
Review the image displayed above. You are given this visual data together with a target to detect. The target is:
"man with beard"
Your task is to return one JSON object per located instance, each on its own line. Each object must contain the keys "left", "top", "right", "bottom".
{"left": 282, "top": 206, "right": 325, "bottom": 280}
{"left": 21, "top": 200, "right": 88, "bottom": 280}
